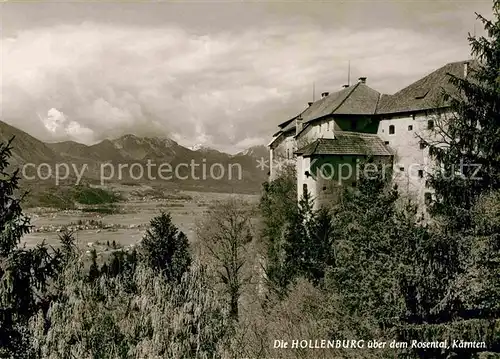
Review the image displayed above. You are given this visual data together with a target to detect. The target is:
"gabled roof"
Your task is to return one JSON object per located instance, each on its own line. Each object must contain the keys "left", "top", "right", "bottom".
{"left": 299, "top": 82, "right": 381, "bottom": 124}
{"left": 277, "top": 101, "right": 314, "bottom": 129}
{"left": 268, "top": 133, "right": 281, "bottom": 147}
{"left": 295, "top": 132, "right": 392, "bottom": 157}
{"left": 275, "top": 104, "right": 311, "bottom": 136}
{"left": 376, "top": 60, "right": 476, "bottom": 114}
{"left": 281, "top": 118, "right": 297, "bottom": 133}
{"left": 277, "top": 117, "right": 295, "bottom": 129}
{"left": 273, "top": 59, "right": 475, "bottom": 141}
{"left": 272, "top": 116, "right": 298, "bottom": 138}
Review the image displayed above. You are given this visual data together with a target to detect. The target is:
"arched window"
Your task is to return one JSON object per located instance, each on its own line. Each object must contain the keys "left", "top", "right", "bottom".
{"left": 389, "top": 125, "right": 395, "bottom": 134}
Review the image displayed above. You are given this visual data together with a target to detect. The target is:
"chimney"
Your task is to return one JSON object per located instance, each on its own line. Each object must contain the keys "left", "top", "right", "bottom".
{"left": 308, "top": 102, "right": 313, "bottom": 107}
{"left": 295, "top": 115, "right": 303, "bottom": 136}
{"left": 358, "top": 77, "right": 367, "bottom": 84}
{"left": 342, "top": 84, "right": 349, "bottom": 88}
{"left": 321, "top": 92, "right": 329, "bottom": 98}
{"left": 464, "top": 61, "right": 469, "bottom": 78}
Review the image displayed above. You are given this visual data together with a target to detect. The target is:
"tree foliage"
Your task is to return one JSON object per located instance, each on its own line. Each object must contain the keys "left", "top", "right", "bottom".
{"left": 259, "top": 165, "right": 298, "bottom": 295}
{"left": 426, "top": 0, "right": 500, "bottom": 229}
{"left": 406, "top": 1, "right": 500, "bottom": 356}
{"left": 140, "top": 211, "right": 191, "bottom": 282}
{"left": 196, "top": 198, "right": 254, "bottom": 321}
{"left": 283, "top": 191, "right": 335, "bottom": 287}
{"left": 0, "top": 139, "right": 68, "bottom": 358}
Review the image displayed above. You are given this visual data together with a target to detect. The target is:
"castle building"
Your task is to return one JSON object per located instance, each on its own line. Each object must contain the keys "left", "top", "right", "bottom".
{"left": 268, "top": 60, "right": 473, "bottom": 210}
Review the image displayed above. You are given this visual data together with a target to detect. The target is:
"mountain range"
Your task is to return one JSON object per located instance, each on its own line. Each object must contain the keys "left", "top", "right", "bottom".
{"left": 0, "top": 120, "right": 269, "bottom": 194}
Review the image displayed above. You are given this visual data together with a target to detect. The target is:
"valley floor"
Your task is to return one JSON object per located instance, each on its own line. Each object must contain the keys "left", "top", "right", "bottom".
{"left": 22, "top": 189, "right": 260, "bottom": 251}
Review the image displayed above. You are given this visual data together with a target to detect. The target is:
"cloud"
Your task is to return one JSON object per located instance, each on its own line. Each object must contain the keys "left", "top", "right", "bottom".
{"left": 41, "top": 108, "right": 67, "bottom": 134}
{"left": 1, "top": 20, "right": 471, "bottom": 152}
{"left": 39, "top": 108, "right": 95, "bottom": 143}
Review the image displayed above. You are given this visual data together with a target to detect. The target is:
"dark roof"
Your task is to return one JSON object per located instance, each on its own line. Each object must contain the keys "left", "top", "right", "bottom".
{"left": 278, "top": 117, "right": 295, "bottom": 128}
{"left": 272, "top": 116, "right": 298, "bottom": 137}
{"left": 299, "top": 82, "right": 381, "bottom": 124}
{"left": 281, "top": 119, "right": 297, "bottom": 133}
{"left": 273, "top": 59, "right": 475, "bottom": 138}
{"left": 275, "top": 103, "right": 313, "bottom": 135}
{"left": 295, "top": 132, "right": 392, "bottom": 157}
{"left": 277, "top": 101, "right": 315, "bottom": 128}
{"left": 376, "top": 60, "right": 476, "bottom": 114}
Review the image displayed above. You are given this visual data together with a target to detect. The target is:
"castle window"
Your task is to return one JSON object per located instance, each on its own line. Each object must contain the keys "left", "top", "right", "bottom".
{"left": 427, "top": 120, "right": 434, "bottom": 130}
{"left": 384, "top": 141, "right": 389, "bottom": 145}
{"left": 418, "top": 170, "right": 424, "bottom": 178}
{"left": 287, "top": 149, "right": 289, "bottom": 159}
{"left": 303, "top": 183, "right": 308, "bottom": 194}
{"left": 408, "top": 125, "right": 413, "bottom": 131}
{"left": 389, "top": 125, "right": 395, "bottom": 134}
{"left": 419, "top": 141, "right": 426, "bottom": 150}
{"left": 424, "top": 192, "right": 432, "bottom": 205}
{"left": 322, "top": 186, "right": 327, "bottom": 191}
{"left": 400, "top": 166, "right": 405, "bottom": 171}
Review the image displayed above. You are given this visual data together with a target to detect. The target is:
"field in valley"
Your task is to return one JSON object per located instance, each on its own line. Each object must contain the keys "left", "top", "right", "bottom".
{"left": 21, "top": 185, "right": 260, "bottom": 252}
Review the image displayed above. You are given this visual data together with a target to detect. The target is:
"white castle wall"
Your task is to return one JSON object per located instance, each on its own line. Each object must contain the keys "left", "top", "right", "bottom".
{"left": 376, "top": 112, "right": 441, "bottom": 208}
{"left": 271, "top": 111, "right": 448, "bottom": 213}
{"left": 269, "top": 132, "right": 296, "bottom": 180}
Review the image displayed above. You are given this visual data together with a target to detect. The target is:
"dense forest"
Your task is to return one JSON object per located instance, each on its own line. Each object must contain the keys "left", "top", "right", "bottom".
{"left": 0, "top": 1, "right": 499, "bottom": 358}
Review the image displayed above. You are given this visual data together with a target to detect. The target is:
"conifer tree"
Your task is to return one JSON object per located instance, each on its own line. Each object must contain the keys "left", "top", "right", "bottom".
{"left": 259, "top": 165, "right": 297, "bottom": 295}
{"left": 0, "top": 138, "right": 63, "bottom": 358}
{"left": 140, "top": 211, "right": 191, "bottom": 282}
{"left": 88, "top": 249, "right": 100, "bottom": 281}
{"left": 408, "top": 2, "right": 500, "bottom": 356}
{"left": 330, "top": 165, "right": 401, "bottom": 319}
{"left": 282, "top": 191, "right": 314, "bottom": 283}
{"left": 426, "top": 0, "right": 500, "bottom": 229}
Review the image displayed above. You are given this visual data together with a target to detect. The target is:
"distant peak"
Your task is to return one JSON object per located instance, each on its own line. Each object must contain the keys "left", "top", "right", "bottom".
{"left": 190, "top": 143, "right": 206, "bottom": 151}
{"left": 117, "top": 134, "right": 139, "bottom": 141}
{"left": 189, "top": 143, "right": 220, "bottom": 153}
{"left": 113, "top": 134, "right": 176, "bottom": 145}
{"left": 237, "top": 144, "right": 268, "bottom": 158}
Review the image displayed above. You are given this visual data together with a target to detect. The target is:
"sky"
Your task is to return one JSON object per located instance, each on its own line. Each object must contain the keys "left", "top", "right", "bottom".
{"left": 0, "top": 0, "right": 494, "bottom": 153}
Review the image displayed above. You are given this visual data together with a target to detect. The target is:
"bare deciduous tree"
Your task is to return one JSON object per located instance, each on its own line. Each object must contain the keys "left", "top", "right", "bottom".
{"left": 196, "top": 198, "right": 254, "bottom": 321}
